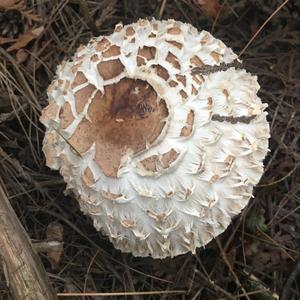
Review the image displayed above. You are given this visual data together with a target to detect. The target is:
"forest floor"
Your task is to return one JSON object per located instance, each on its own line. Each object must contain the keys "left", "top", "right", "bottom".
{"left": 0, "top": 0, "right": 299, "bottom": 299}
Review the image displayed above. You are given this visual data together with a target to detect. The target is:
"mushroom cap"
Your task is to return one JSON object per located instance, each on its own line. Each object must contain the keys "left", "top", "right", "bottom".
{"left": 40, "top": 19, "right": 270, "bottom": 258}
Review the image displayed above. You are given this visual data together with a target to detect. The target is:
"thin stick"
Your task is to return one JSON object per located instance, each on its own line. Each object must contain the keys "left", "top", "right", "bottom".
{"left": 83, "top": 249, "right": 100, "bottom": 295}
{"left": 78, "top": 0, "right": 99, "bottom": 36}
{"left": 159, "top": 0, "right": 168, "bottom": 19}
{"left": 258, "top": 161, "right": 300, "bottom": 187}
{"left": 196, "top": 271, "right": 236, "bottom": 300}
{"left": 239, "top": 0, "right": 289, "bottom": 57}
{"left": 57, "top": 290, "right": 186, "bottom": 297}
{"left": 215, "top": 238, "right": 251, "bottom": 300}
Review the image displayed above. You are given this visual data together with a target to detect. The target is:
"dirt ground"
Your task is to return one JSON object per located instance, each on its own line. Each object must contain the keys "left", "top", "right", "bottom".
{"left": 0, "top": 0, "right": 299, "bottom": 299}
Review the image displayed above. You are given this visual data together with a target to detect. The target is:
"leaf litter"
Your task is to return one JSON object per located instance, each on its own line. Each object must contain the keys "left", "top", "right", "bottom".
{"left": 0, "top": 0, "right": 299, "bottom": 299}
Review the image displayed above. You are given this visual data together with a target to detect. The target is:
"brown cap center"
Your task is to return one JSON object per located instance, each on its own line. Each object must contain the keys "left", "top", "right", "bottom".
{"left": 70, "top": 78, "right": 168, "bottom": 177}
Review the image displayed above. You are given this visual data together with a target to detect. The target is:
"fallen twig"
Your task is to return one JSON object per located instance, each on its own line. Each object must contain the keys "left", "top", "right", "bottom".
{"left": 0, "top": 184, "right": 57, "bottom": 300}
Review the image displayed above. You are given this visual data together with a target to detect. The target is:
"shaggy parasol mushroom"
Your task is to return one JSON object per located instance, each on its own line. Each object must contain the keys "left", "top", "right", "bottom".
{"left": 40, "top": 19, "right": 270, "bottom": 258}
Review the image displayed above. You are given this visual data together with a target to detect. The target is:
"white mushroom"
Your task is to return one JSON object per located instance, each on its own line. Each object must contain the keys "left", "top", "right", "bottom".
{"left": 40, "top": 19, "right": 270, "bottom": 258}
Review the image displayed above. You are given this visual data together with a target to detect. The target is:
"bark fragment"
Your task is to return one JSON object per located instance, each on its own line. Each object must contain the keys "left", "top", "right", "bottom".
{"left": 0, "top": 185, "right": 57, "bottom": 300}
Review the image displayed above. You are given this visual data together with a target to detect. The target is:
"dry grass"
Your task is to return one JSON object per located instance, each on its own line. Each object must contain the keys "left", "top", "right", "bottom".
{"left": 0, "top": 0, "right": 299, "bottom": 299}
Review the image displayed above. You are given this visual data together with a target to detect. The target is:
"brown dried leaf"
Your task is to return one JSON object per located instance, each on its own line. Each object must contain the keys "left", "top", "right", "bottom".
{"left": 46, "top": 247, "right": 63, "bottom": 270}
{"left": 0, "top": 0, "right": 42, "bottom": 26}
{"left": 47, "top": 221, "right": 63, "bottom": 242}
{"left": 21, "top": 10, "right": 43, "bottom": 26}
{"left": 0, "top": 0, "right": 24, "bottom": 10}
{"left": 6, "top": 26, "right": 44, "bottom": 52}
{"left": 46, "top": 221, "right": 64, "bottom": 269}
{"left": 16, "top": 49, "right": 28, "bottom": 64}
{"left": 245, "top": 238, "right": 292, "bottom": 273}
{"left": 0, "top": 37, "right": 15, "bottom": 46}
{"left": 197, "top": 0, "right": 222, "bottom": 18}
